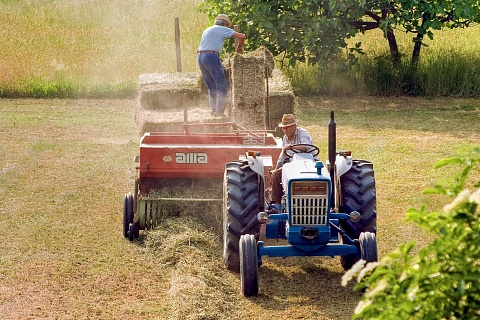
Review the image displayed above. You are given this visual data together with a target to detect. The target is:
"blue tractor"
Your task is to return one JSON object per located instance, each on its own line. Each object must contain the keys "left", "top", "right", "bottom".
{"left": 222, "top": 112, "right": 378, "bottom": 296}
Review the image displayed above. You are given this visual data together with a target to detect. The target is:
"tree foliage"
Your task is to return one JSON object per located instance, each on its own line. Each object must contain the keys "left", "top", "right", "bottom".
{"left": 358, "top": 0, "right": 480, "bottom": 68}
{"left": 200, "top": 0, "right": 480, "bottom": 68}
{"left": 199, "top": 0, "right": 365, "bottom": 66}
{"left": 342, "top": 147, "right": 480, "bottom": 319}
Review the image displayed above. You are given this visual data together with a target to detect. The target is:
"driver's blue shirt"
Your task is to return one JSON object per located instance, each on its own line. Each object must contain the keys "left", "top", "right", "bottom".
{"left": 277, "top": 127, "right": 317, "bottom": 168}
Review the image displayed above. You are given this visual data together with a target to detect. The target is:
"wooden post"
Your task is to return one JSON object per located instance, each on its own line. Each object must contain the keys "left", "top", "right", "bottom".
{"left": 264, "top": 49, "right": 270, "bottom": 130}
{"left": 234, "top": 25, "right": 239, "bottom": 49}
{"left": 183, "top": 93, "right": 188, "bottom": 123}
{"left": 175, "top": 17, "right": 182, "bottom": 72}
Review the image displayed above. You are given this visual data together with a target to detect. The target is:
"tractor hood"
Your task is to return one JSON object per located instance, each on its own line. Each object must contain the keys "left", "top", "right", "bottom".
{"left": 282, "top": 153, "right": 329, "bottom": 185}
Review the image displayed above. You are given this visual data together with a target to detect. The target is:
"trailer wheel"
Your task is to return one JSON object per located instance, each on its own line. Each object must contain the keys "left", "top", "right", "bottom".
{"left": 223, "top": 160, "right": 261, "bottom": 273}
{"left": 359, "top": 232, "right": 378, "bottom": 262}
{"left": 123, "top": 192, "right": 134, "bottom": 238}
{"left": 339, "top": 160, "right": 376, "bottom": 270}
{"left": 240, "top": 234, "right": 259, "bottom": 297}
{"left": 128, "top": 223, "right": 135, "bottom": 241}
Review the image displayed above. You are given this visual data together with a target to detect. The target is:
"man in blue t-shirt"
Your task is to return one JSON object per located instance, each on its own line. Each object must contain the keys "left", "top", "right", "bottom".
{"left": 197, "top": 14, "right": 245, "bottom": 117}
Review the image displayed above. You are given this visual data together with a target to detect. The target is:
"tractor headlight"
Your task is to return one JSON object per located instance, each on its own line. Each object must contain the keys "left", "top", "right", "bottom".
{"left": 257, "top": 211, "right": 269, "bottom": 224}
{"left": 349, "top": 211, "right": 361, "bottom": 223}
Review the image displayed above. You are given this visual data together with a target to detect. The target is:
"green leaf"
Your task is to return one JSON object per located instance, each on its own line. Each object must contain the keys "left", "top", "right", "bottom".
{"left": 434, "top": 157, "right": 464, "bottom": 169}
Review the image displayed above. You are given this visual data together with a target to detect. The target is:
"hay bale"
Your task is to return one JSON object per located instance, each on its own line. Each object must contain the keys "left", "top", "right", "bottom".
{"left": 230, "top": 48, "right": 269, "bottom": 130}
{"left": 241, "top": 46, "right": 275, "bottom": 77}
{"left": 230, "top": 47, "right": 295, "bottom": 135}
{"left": 267, "top": 69, "right": 296, "bottom": 136}
{"left": 135, "top": 106, "right": 233, "bottom": 136}
{"left": 135, "top": 72, "right": 213, "bottom": 136}
{"left": 138, "top": 73, "right": 204, "bottom": 111}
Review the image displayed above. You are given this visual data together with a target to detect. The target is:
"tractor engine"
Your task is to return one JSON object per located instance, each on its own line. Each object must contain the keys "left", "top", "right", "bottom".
{"left": 282, "top": 153, "right": 332, "bottom": 246}
{"left": 272, "top": 153, "right": 333, "bottom": 246}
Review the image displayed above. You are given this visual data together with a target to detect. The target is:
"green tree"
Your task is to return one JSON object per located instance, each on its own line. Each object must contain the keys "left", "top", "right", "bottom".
{"left": 200, "top": 0, "right": 480, "bottom": 69}
{"left": 356, "top": 0, "right": 479, "bottom": 69}
{"left": 200, "top": 0, "right": 364, "bottom": 66}
{"left": 342, "top": 147, "right": 480, "bottom": 319}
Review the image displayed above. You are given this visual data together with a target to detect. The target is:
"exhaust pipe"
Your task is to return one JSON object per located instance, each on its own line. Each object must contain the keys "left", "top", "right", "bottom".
{"left": 328, "top": 111, "right": 336, "bottom": 210}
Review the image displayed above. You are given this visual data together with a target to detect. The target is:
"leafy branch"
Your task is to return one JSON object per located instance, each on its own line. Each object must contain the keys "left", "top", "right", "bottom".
{"left": 342, "top": 146, "right": 480, "bottom": 319}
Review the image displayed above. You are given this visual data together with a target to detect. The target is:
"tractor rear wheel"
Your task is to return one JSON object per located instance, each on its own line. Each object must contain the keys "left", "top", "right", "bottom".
{"left": 360, "top": 232, "right": 378, "bottom": 262}
{"left": 339, "top": 160, "right": 377, "bottom": 270}
{"left": 240, "top": 234, "right": 259, "bottom": 297}
{"left": 223, "top": 160, "right": 261, "bottom": 273}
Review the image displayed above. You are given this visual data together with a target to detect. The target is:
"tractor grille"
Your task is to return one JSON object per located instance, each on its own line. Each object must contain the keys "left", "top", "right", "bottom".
{"left": 290, "top": 195, "right": 329, "bottom": 226}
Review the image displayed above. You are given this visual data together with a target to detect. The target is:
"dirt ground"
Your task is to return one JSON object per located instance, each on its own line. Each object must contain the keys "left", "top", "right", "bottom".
{"left": 1, "top": 97, "right": 479, "bottom": 319}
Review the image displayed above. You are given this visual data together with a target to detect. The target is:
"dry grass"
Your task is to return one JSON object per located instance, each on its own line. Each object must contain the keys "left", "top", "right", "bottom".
{"left": 2, "top": 1, "right": 478, "bottom": 97}
{"left": 1, "top": 97, "right": 479, "bottom": 319}
{"left": 0, "top": 0, "right": 207, "bottom": 92}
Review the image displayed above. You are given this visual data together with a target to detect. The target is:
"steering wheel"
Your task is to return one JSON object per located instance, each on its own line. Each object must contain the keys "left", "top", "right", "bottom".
{"left": 283, "top": 143, "right": 320, "bottom": 160}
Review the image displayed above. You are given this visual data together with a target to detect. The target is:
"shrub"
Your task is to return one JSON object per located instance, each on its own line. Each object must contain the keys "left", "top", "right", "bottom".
{"left": 342, "top": 146, "right": 480, "bottom": 319}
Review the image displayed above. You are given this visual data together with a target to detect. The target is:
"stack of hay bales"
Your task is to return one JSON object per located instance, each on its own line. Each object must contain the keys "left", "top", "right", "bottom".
{"left": 230, "top": 47, "right": 295, "bottom": 135}
{"left": 135, "top": 73, "right": 220, "bottom": 136}
{"left": 134, "top": 47, "right": 295, "bottom": 138}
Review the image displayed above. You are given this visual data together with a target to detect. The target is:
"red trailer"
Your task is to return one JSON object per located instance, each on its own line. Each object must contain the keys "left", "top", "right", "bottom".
{"left": 123, "top": 121, "right": 282, "bottom": 240}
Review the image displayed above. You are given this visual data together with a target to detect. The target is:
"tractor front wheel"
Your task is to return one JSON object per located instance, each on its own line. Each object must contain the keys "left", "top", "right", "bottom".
{"left": 223, "top": 160, "right": 261, "bottom": 273}
{"left": 360, "top": 232, "right": 378, "bottom": 263}
{"left": 240, "top": 234, "right": 259, "bottom": 297}
{"left": 128, "top": 223, "right": 135, "bottom": 241}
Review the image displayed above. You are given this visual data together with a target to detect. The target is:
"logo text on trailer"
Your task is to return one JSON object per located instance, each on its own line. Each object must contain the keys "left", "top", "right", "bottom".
{"left": 242, "top": 135, "right": 266, "bottom": 145}
{"left": 175, "top": 152, "right": 208, "bottom": 164}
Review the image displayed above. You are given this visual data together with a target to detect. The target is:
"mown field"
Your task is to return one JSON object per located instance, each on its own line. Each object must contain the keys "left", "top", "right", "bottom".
{"left": 1, "top": 0, "right": 479, "bottom": 318}
{"left": 1, "top": 97, "right": 479, "bottom": 319}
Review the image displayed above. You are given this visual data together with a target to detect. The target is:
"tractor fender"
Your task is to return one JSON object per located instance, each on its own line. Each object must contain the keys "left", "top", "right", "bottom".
{"left": 244, "top": 154, "right": 274, "bottom": 177}
{"left": 335, "top": 154, "right": 353, "bottom": 178}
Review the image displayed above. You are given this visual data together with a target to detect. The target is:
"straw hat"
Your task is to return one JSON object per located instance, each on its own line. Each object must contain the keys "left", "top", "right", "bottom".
{"left": 278, "top": 114, "right": 298, "bottom": 128}
{"left": 215, "top": 14, "right": 232, "bottom": 28}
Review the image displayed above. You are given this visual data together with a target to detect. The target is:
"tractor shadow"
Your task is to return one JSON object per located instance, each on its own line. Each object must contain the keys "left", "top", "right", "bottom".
{"left": 251, "top": 256, "right": 361, "bottom": 319}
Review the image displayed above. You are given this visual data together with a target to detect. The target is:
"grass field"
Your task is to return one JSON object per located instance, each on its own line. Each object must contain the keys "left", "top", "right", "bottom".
{"left": 0, "top": 0, "right": 208, "bottom": 97}
{"left": 1, "top": 97, "right": 479, "bottom": 318}
{"left": 1, "top": 0, "right": 479, "bottom": 97}
{"left": 1, "top": 1, "right": 479, "bottom": 318}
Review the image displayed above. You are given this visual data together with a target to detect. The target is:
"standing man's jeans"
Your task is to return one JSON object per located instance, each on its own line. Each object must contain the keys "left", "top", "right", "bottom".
{"left": 198, "top": 53, "right": 229, "bottom": 114}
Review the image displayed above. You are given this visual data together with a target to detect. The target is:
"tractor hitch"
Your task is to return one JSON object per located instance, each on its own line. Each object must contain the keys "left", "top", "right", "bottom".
{"left": 300, "top": 227, "right": 319, "bottom": 240}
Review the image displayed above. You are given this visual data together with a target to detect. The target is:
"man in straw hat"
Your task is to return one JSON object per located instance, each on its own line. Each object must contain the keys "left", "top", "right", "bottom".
{"left": 268, "top": 113, "right": 317, "bottom": 213}
{"left": 197, "top": 14, "right": 246, "bottom": 118}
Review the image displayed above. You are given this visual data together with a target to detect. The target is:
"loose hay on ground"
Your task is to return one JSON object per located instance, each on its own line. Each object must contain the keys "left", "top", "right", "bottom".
{"left": 144, "top": 218, "right": 239, "bottom": 319}
{"left": 143, "top": 179, "right": 224, "bottom": 235}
